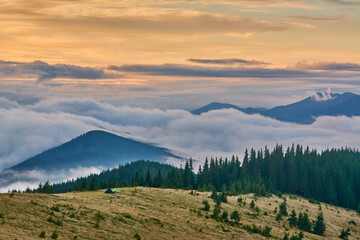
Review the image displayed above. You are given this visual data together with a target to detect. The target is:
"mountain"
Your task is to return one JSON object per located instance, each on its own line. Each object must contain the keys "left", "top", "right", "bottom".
{"left": 7, "top": 130, "right": 180, "bottom": 172}
{"left": 191, "top": 102, "right": 266, "bottom": 115}
{"left": 0, "top": 130, "right": 181, "bottom": 190}
{"left": 191, "top": 92, "right": 360, "bottom": 124}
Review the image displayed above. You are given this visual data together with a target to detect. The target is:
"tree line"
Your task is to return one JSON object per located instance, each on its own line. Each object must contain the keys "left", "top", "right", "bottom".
{"left": 31, "top": 145, "right": 360, "bottom": 212}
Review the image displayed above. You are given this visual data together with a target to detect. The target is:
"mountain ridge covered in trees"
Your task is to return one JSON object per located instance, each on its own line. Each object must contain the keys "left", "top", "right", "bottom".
{"left": 33, "top": 145, "right": 360, "bottom": 212}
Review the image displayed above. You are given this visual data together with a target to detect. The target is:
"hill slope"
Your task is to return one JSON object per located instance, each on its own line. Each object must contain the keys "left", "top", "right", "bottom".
{"left": 0, "top": 188, "right": 359, "bottom": 239}
{"left": 7, "top": 130, "right": 179, "bottom": 172}
{"left": 191, "top": 92, "right": 360, "bottom": 124}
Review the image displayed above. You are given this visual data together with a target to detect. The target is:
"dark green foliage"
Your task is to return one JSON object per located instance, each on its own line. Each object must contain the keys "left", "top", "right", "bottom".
{"left": 134, "top": 233, "right": 141, "bottom": 240}
{"left": 219, "top": 192, "right": 227, "bottom": 203}
{"left": 230, "top": 210, "right": 240, "bottom": 223}
{"left": 50, "top": 205, "right": 60, "bottom": 212}
{"left": 44, "top": 145, "right": 360, "bottom": 213}
{"left": 279, "top": 199, "right": 288, "bottom": 216}
{"left": 51, "top": 160, "right": 176, "bottom": 193}
{"left": 37, "top": 181, "right": 53, "bottom": 193}
{"left": 153, "top": 170, "right": 164, "bottom": 188}
{"left": 261, "top": 226, "right": 272, "bottom": 237}
{"left": 250, "top": 200, "right": 255, "bottom": 209}
{"left": 348, "top": 220, "right": 356, "bottom": 225}
{"left": 288, "top": 210, "right": 297, "bottom": 227}
{"left": 276, "top": 213, "right": 282, "bottom": 221}
{"left": 94, "top": 211, "right": 105, "bottom": 221}
{"left": 50, "top": 231, "right": 58, "bottom": 240}
{"left": 0, "top": 213, "right": 3, "bottom": 219}
{"left": 288, "top": 231, "right": 304, "bottom": 240}
{"left": 297, "top": 212, "right": 311, "bottom": 232}
{"left": 47, "top": 216, "right": 62, "bottom": 226}
{"left": 202, "top": 200, "right": 210, "bottom": 211}
{"left": 39, "top": 231, "right": 45, "bottom": 238}
{"left": 211, "top": 202, "right": 221, "bottom": 220}
{"left": 221, "top": 211, "right": 228, "bottom": 222}
{"left": 237, "top": 197, "right": 243, "bottom": 205}
{"left": 312, "top": 212, "right": 326, "bottom": 236}
{"left": 242, "top": 224, "right": 272, "bottom": 237}
{"left": 283, "top": 233, "right": 289, "bottom": 240}
{"left": 339, "top": 228, "right": 351, "bottom": 239}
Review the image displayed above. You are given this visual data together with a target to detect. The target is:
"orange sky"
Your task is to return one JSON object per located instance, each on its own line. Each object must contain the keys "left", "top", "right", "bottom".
{"left": 0, "top": 0, "right": 359, "bottom": 66}
{"left": 0, "top": 0, "right": 359, "bottom": 108}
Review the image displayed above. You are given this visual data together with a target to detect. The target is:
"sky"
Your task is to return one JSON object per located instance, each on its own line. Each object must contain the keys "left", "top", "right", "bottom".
{"left": 0, "top": 0, "right": 360, "bottom": 190}
{"left": 0, "top": 0, "right": 359, "bottom": 109}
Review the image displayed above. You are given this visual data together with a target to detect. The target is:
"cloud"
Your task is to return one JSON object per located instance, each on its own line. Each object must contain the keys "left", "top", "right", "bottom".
{"left": 326, "top": 0, "right": 360, "bottom": 6}
{"left": 187, "top": 58, "right": 269, "bottom": 66}
{"left": 0, "top": 166, "right": 103, "bottom": 192}
{"left": 296, "top": 61, "right": 360, "bottom": 71}
{"left": 0, "top": 60, "right": 120, "bottom": 83}
{"left": 109, "top": 63, "right": 351, "bottom": 78}
{"left": 289, "top": 15, "right": 345, "bottom": 21}
{"left": 1, "top": 96, "right": 359, "bottom": 192}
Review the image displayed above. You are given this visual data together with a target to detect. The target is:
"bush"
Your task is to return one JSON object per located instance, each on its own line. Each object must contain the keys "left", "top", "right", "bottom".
{"left": 276, "top": 213, "right": 282, "bottom": 221}
{"left": 134, "top": 233, "right": 141, "bottom": 240}
{"left": 202, "top": 200, "right": 210, "bottom": 211}
{"left": 261, "top": 226, "right": 272, "bottom": 237}
{"left": 39, "top": 231, "right": 46, "bottom": 238}
{"left": 230, "top": 210, "right": 240, "bottom": 223}
{"left": 339, "top": 228, "right": 351, "bottom": 239}
{"left": 95, "top": 211, "right": 105, "bottom": 221}
{"left": 0, "top": 213, "right": 3, "bottom": 219}
{"left": 221, "top": 211, "right": 228, "bottom": 222}
{"left": 50, "top": 205, "right": 60, "bottom": 212}
{"left": 50, "top": 231, "right": 58, "bottom": 239}
{"left": 250, "top": 200, "right": 255, "bottom": 209}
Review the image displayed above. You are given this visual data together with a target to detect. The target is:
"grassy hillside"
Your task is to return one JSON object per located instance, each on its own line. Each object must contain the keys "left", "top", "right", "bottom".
{"left": 0, "top": 188, "right": 359, "bottom": 240}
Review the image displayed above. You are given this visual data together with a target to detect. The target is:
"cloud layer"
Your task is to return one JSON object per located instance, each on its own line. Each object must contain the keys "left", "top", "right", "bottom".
{"left": 0, "top": 60, "right": 119, "bottom": 83}
{"left": 1, "top": 96, "right": 359, "bottom": 191}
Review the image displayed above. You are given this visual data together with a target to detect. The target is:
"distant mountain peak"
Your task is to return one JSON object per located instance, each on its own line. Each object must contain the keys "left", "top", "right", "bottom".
{"left": 310, "top": 91, "right": 338, "bottom": 102}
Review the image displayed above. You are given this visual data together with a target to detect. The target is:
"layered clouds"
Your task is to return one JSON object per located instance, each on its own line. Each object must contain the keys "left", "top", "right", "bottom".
{"left": 0, "top": 95, "right": 359, "bottom": 191}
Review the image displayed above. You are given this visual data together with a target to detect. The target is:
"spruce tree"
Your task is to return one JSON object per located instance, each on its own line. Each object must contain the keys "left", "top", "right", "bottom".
{"left": 288, "top": 210, "right": 297, "bottom": 227}
{"left": 313, "top": 212, "right": 326, "bottom": 236}
{"left": 145, "top": 169, "right": 152, "bottom": 187}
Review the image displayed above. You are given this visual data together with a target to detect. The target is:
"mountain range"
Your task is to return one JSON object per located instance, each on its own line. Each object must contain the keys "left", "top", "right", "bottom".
{"left": 191, "top": 92, "right": 360, "bottom": 124}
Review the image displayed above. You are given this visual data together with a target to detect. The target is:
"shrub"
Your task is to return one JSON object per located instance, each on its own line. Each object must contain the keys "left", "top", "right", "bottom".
{"left": 50, "top": 231, "right": 58, "bottom": 239}
{"left": 134, "top": 233, "right": 141, "bottom": 240}
{"left": 276, "top": 213, "right": 282, "bottom": 221}
{"left": 230, "top": 210, "right": 240, "bottom": 223}
{"left": 94, "top": 211, "right": 105, "bottom": 221}
{"left": 50, "top": 205, "right": 60, "bottom": 212}
{"left": 250, "top": 200, "right": 255, "bottom": 209}
{"left": 39, "top": 231, "right": 45, "bottom": 238}
{"left": 221, "top": 211, "right": 228, "bottom": 222}
{"left": 202, "top": 200, "right": 210, "bottom": 211}
{"left": 339, "top": 228, "right": 350, "bottom": 239}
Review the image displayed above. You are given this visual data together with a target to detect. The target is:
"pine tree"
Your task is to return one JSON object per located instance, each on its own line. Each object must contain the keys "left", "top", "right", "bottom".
{"left": 89, "top": 176, "right": 96, "bottom": 191}
{"left": 297, "top": 212, "right": 312, "bottom": 232}
{"left": 230, "top": 210, "right": 240, "bottom": 223}
{"left": 313, "top": 212, "right": 326, "bottom": 236}
{"left": 288, "top": 210, "right": 297, "bottom": 227}
{"left": 153, "top": 170, "right": 164, "bottom": 188}
{"left": 145, "top": 169, "right": 152, "bottom": 187}
{"left": 279, "top": 199, "right": 288, "bottom": 216}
